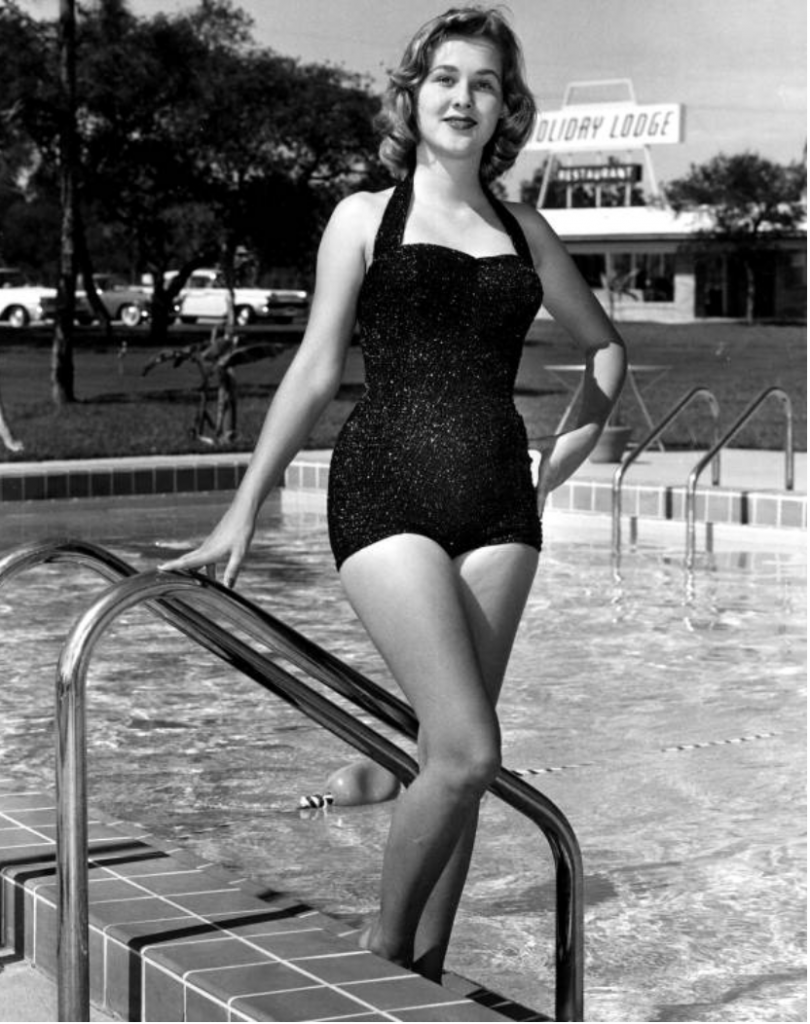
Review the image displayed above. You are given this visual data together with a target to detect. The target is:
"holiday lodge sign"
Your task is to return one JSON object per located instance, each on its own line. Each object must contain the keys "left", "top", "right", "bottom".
{"left": 528, "top": 103, "right": 684, "bottom": 151}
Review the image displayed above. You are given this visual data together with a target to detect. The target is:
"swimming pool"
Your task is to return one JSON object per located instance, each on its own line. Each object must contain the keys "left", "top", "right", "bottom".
{"left": 0, "top": 493, "right": 805, "bottom": 1022}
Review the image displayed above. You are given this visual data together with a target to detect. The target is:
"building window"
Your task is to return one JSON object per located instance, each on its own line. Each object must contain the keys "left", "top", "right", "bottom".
{"left": 635, "top": 252, "right": 675, "bottom": 301}
{"left": 784, "top": 250, "right": 807, "bottom": 290}
{"left": 572, "top": 252, "right": 675, "bottom": 302}
{"left": 571, "top": 254, "right": 605, "bottom": 287}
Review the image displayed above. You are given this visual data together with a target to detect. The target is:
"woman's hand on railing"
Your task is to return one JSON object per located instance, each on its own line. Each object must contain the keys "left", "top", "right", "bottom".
{"left": 158, "top": 506, "right": 257, "bottom": 588}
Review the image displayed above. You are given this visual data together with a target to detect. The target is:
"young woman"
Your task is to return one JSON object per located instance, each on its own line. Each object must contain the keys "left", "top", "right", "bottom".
{"left": 160, "top": 5, "right": 626, "bottom": 982}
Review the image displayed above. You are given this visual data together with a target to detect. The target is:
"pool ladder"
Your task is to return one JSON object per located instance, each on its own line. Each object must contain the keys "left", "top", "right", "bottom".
{"left": 611, "top": 385, "right": 795, "bottom": 566}
{"left": 0, "top": 537, "right": 585, "bottom": 1023}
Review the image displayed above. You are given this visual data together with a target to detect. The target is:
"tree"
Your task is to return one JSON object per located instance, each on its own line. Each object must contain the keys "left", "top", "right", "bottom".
{"left": 666, "top": 151, "right": 806, "bottom": 323}
{"left": 53, "top": 0, "right": 78, "bottom": 405}
{"left": 0, "top": 0, "right": 385, "bottom": 350}
{"left": 0, "top": 1, "right": 61, "bottom": 275}
{"left": 74, "top": 1, "right": 383, "bottom": 337}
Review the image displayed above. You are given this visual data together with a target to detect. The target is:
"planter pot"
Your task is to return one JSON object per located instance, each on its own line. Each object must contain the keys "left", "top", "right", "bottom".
{"left": 590, "top": 424, "right": 633, "bottom": 464}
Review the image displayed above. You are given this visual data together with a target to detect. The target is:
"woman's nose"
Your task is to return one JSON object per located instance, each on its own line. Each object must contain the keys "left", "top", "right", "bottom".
{"left": 452, "top": 82, "right": 473, "bottom": 107}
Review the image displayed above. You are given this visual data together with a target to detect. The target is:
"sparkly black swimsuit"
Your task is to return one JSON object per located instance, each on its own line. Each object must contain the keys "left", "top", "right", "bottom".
{"left": 327, "top": 175, "right": 544, "bottom": 570}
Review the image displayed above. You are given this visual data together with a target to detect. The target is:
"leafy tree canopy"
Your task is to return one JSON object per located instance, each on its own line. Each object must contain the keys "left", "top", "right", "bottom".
{"left": 666, "top": 151, "right": 806, "bottom": 245}
{"left": 665, "top": 151, "right": 805, "bottom": 322}
{"left": 0, "top": 0, "right": 384, "bottom": 293}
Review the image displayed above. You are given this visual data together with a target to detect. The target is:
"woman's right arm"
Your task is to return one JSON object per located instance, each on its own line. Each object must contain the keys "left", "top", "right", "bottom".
{"left": 158, "top": 193, "right": 371, "bottom": 584}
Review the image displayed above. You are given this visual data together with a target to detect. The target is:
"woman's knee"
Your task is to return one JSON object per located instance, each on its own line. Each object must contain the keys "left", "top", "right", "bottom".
{"left": 423, "top": 736, "right": 502, "bottom": 794}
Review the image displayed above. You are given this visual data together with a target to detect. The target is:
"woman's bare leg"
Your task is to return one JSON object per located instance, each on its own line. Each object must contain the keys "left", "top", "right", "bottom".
{"left": 340, "top": 535, "right": 538, "bottom": 972}
{"left": 412, "top": 542, "right": 539, "bottom": 979}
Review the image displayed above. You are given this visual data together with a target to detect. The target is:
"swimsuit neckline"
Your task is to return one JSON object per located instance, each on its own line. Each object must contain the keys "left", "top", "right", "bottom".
{"left": 372, "top": 175, "right": 535, "bottom": 268}
{"left": 398, "top": 242, "right": 522, "bottom": 263}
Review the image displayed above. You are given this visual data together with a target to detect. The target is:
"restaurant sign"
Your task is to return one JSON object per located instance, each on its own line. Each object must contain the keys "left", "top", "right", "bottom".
{"left": 527, "top": 103, "right": 684, "bottom": 152}
{"left": 556, "top": 164, "right": 642, "bottom": 184}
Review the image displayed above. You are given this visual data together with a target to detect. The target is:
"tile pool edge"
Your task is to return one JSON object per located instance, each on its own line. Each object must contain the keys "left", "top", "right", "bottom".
{"left": 283, "top": 452, "right": 806, "bottom": 533}
{"left": 0, "top": 789, "right": 543, "bottom": 1023}
{"left": 0, "top": 450, "right": 805, "bottom": 533}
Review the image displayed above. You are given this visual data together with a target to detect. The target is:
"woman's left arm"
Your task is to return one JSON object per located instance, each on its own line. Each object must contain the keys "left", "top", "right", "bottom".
{"left": 515, "top": 204, "right": 628, "bottom": 509}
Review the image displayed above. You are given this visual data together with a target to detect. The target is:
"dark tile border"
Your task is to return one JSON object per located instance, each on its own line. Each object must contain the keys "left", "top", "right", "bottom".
{"left": 1, "top": 453, "right": 804, "bottom": 536}
{"left": 0, "top": 457, "right": 253, "bottom": 504}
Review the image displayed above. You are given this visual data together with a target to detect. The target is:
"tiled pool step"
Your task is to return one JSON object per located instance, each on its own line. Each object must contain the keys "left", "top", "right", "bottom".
{"left": 0, "top": 791, "right": 548, "bottom": 1023}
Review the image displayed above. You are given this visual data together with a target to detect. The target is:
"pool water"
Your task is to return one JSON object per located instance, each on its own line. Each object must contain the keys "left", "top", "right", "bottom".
{"left": 0, "top": 493, "right": 805, "bottom": 1023}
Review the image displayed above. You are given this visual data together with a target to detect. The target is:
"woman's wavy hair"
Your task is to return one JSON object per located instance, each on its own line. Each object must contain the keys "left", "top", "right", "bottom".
{"left": 376, "top": 6, "right": 536, "bottom": 183}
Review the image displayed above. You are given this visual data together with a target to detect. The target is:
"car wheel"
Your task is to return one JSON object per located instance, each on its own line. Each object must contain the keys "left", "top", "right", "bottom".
{"left": 6, "top": 305, "right": 30, "bottom": 328}
{"left": 235, "top": 305, "right": 254, "bottom": 326}
{"left": 119, "top": 304, "right": 142, "bottom": 327}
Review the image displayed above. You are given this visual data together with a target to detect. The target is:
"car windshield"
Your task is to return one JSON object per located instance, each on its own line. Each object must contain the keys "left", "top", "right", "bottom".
{"left": 187, "top": 273, "right": 226, "bottom": 288}
{"left": 0, "top": 270, "right": 28, "bottom": 288}
{"left": 94, "top": 276, "right": 130, "bottom": 291}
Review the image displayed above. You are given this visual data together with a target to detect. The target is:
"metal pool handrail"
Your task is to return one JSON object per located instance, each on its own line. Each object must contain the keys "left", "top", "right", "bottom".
{"left": 611, "top": 386, "right": 721, "bottom": 559}
{"left": 0, "top": 538, "right": 584, "bottom": 1023}
{"left": 685, "top": 386, "right": 794, "bottom": 568}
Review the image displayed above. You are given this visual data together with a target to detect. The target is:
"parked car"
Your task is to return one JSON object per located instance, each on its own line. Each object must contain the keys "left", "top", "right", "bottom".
{"left": 91, "top": 274, "right": 152, "bottom": 326}
{"left": 174, "top": 268, "right": 309, "bottom": 325}
{"left": 69, "top": 274, "right": 152, "bottom": 326}
{"left": 0, "top": 268, "right": 56, "bottom": 327}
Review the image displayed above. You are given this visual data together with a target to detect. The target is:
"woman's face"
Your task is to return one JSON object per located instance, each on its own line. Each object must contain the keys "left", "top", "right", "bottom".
{"left": 415, "top": 36, "right": 505, "bottom": 163}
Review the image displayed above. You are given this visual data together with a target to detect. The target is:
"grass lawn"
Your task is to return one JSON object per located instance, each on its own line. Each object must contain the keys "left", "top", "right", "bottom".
{"left": 0, "top": 319, "right": 804, "bottom": 463}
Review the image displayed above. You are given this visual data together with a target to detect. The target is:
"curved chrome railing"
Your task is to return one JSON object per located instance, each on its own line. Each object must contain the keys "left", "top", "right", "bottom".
{"left": 0, "top": 538, "right": 584, "bottom": 1023}
{"left": 611, "top": 386, "right": 721, "bottom": 559}
{"left": 685, "top": 387, "right": 794, "bottom": 568}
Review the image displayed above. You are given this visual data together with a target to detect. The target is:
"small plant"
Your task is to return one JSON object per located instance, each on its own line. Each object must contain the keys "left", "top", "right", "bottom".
{"left": 142, "top": 326, "right": 282, "bottom": 443}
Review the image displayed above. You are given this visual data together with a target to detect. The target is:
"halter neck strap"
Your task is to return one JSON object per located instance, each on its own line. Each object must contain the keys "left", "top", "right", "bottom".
{"left": 371, "top": 175, "right": 535, "bottom": 266}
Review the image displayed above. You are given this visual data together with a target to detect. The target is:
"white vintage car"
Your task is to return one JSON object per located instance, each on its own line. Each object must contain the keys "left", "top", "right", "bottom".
{"left": 174, "top": 268, "right": 308, "bottom": 326}
{"left": 0, "top": 268, "right": 57, "bottom": 327}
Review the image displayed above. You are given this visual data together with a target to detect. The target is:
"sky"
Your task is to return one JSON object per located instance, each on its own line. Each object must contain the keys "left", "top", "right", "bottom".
{"left": 17, "top": 0, "right": 808, "bottom": 196}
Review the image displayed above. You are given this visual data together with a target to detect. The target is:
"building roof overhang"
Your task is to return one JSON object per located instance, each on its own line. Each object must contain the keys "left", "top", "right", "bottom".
{"left": 541, "top": 204, "right": 808, "bottom": 244}
{"left": 540, "top": 205, "right": 712, "bottom": 242}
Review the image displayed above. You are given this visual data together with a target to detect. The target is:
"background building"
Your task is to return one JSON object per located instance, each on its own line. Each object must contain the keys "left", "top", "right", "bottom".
{"left": 527, "top": 82, "right": 806, "bottom": 322}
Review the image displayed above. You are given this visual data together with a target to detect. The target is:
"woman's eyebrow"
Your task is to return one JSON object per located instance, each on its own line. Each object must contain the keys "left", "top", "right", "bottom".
{"left": 430, "top": 63, "right": 502, "bottom": 80}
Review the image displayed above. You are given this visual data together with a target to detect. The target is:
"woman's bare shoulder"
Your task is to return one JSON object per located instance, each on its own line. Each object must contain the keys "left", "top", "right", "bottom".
{"left": 501, "top": 198, "right": 564, "bottom": 265}
{"left": 333, "top": 187, "right": 394, "bottom": 227}
{"left": 330, "top": 186, "right": 396, "bottom": 261}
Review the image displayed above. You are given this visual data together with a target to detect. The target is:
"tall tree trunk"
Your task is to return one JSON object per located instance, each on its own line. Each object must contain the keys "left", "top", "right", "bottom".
{"left": 744, "top": 258, "right": 756, "bottom": 325}
{"left": 76, "top": 207, "right": 114, "bottom": 343}
{"left": 52, "top": 0, "right": 78, "bottom": 405}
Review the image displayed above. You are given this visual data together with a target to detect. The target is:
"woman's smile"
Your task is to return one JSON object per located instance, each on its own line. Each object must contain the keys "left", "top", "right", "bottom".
{"left": 443, "top": 114, "right": 478, "bottom": 131}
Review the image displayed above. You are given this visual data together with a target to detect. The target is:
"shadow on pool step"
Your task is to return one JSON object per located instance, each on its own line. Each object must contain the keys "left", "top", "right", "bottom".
{"left": 0, "top": 789, "right": 551, "bottom": 1022}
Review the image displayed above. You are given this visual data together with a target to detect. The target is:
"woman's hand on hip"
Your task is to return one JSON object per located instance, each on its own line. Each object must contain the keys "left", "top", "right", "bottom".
{"left": 535, "top": 424, "right": 602, "bottom": 514}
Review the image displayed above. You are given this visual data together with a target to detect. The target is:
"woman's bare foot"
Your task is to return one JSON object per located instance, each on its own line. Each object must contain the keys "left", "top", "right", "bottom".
{"left": 357, "top": 918, "right": 412, "bottom": 970}
{"left": 413, "top": 946, "right": 444, "bottom": 984}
